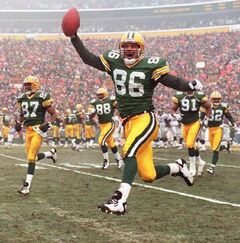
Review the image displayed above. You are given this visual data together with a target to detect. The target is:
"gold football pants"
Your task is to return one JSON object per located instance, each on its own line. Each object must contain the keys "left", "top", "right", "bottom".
{"left": 208, "top": 127, "right": 223, "bottom": 151}
{"left": 98, "top": 121, "right": 116, "bottom": 148}
{"left": 123, "top": 112, "right": 158, "bottom": 181}
{"left": 85, "top": 125, "right": 95, "bottom": 139}
{"left": 182, "top": 120, "right": 201, "bottom": 148}
{"left": 65, "top": 124, "right": 74, "bottom": 138}
{"left": 52, "top": 125, "right": 60, "bottom": 138}
{"left": 2, "top": 125, "right": 10, "bottom": 139}
{"left": 74, "top": 124, "right": 83, "bottom": 139}
{"left": 25, "top": 126, "right": 43, "bottom": 162}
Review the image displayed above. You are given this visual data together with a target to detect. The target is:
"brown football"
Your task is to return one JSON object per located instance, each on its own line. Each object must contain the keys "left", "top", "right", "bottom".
{"left": 62, "top": 8, "right": 80, "bottom": 36}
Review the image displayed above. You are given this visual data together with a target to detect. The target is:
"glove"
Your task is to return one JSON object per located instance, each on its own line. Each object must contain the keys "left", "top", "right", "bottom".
{"left": 15, "top": 121, "right": 22, "bottom": 132}
{"left": 39, "top": 122, "right": 52, "bottom": 133}
{"left": 189, "top": 79, "right": 203, "bottom": 91}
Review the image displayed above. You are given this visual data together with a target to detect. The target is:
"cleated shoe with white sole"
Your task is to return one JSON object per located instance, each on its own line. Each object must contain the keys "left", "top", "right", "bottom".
{"left": 206, "top": 166, "right": 215, "bottom": 175}
{"left": 175, "top": 159, "right": 194, "bottom": 186}
{"left": 18, "top": 181, "right": 30, "bottom": 196}
{"left": 102, "top": 159, "right": 110, "bottom": 170}
{"left": 97, "top": 191, "right": 127, "bottom": 216}
{"left": 116, "top": 159, "right": 124, "bottom": 169}
{"left": 49, "top": 148, "right": 58, "bottom": 163}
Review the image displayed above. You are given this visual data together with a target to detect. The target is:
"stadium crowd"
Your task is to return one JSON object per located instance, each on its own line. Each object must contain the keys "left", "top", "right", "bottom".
{"left": 0, "top": 31, "right": 239, "bottom": 124}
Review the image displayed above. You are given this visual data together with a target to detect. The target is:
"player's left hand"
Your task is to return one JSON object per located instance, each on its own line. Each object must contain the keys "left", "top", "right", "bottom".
{"left": 39, "top": 122, "right": 52, "bottom": 133}
{"left": 189, "top": 79, "right": 203, "bottom": 91}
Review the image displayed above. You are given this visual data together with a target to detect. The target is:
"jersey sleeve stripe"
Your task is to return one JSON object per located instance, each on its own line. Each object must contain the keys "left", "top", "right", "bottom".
{"left": 99, "top": 55, "right": 111, "bottom": 72}
{"left": 172, "top": 96, "right": 179, "bottom": 104}
{"left": 152, "top": 66, "right": 170, "bottom": 79}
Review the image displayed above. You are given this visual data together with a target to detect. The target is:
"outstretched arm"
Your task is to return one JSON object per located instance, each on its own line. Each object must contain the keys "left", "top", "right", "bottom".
{"left": 70, "top": 34, "right": 106, "bottom": 71}
{"left": 158, "top": 74, "right": 200, "bottom": 91}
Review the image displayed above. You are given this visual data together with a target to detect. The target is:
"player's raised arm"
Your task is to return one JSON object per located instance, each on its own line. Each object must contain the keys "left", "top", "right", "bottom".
{"left": 70, "top": 34, "right": 106, "bottom": 71}
{"left": 62, "top": 8, "right": 105, "bottom": 71}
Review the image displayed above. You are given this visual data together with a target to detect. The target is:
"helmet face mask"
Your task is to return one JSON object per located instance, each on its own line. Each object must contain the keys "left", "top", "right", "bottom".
{"left": 210, "top": 91, "right": 222, "bottom": 107}
{"left": 119, "top": 32, "right": 145, "bottom": 66}
{"left": 212, "top": 98, "right": 221, "bottom": 106}
{"left": 97, "top": 88, "right": 108, "bottom": 101}
{"left": 23, "top": 76, "right": 40, "bottom": 95}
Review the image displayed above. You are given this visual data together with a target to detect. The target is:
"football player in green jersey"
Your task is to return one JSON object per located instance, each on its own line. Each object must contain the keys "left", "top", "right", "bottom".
{"left": 15, "top": 76, "right": 58, "bottom": 196}
{"left": 68, "top": 30, "right": 204, "bottom": 215}
{"left": 1, "top": 107, "right": 11, "bottom": 145}
{"left": 90, "top": 87, "right": 123, "bottom": 170}
{"left": 63, "top": 108, "right": 75, "bottom": 147}
{"left": 201, "top": 91, "right": 236, "bottom": 174}
{"left": 52, "top": 110, "right": 63, "bottom": 147}
{"left": 72, "top": 103, "right": 84, "bottom": 151}
{"left": 172, "top": 91, "right": 211, "bottom": 176}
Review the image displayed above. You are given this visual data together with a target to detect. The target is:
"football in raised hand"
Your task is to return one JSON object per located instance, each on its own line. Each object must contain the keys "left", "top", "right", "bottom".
{"left": 62, "top": 8, "right": 80, "bottom": 36}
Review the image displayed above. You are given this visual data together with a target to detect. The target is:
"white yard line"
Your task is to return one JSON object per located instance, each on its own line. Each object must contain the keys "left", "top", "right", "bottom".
{"left": 1, "top": 153, "right": 240, "bottom": 208}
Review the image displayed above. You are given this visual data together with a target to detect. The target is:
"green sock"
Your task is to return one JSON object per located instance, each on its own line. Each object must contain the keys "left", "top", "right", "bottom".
{"left": 154, "top": 165, "right": 170, "bottom": 180}
{"left": 27, "top": 162, "right": 35, "bottom": 175}
{"left": 211, "top": 151, "right": 219, "bottom": 165}
{"left": 122, "top": 157, "right": 137, "bottom": 185}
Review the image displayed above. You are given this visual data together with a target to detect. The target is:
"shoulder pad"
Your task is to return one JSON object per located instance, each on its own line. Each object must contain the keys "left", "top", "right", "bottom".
{"left": 196, "top": 91, "right": 205, "bottom": 96}
{"left": 221, "top": 102, "right": 229, "bottom": 108}
{"left": 102, "top": 49, "right": 121, "bottom": 61}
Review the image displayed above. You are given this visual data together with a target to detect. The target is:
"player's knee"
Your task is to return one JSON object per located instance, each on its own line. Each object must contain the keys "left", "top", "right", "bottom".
{"left": 140, "top": 172, "right": 155, "bottom": 183}
{"left": 186, "top": 141, "right": 194, "bottom": 148}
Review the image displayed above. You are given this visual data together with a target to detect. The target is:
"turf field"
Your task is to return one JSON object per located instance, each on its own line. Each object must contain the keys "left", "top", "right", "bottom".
{"left": 0, "top": 145, "right": 240, "bottom": 243}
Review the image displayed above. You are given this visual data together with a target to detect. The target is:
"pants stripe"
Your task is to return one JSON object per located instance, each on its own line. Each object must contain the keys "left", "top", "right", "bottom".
{"left": 126, "top": 113, "right": 157, "bottom": 157}
{"left": 101, "top": 121, "right": 115, "bottom": 146}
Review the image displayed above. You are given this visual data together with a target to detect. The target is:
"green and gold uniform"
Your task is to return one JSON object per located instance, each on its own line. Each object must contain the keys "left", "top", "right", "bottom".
{"left": 64, "top": 114, "right": 75, "bottom": 139}
{"left": 208, "top": 103, "right": 234, "bottom": 151}
{"left": 72, "top": 110, "right": 84, "bottom": 140}
{"left": 2, "top": 113, "right": 11, "bottom": 140}
{"left": 52, "top": 116, "right": 62, "bottom": 141}
{"left": 17, "top": 91, "right": 53, "bottom": 162}
{"left": 91, "top": 97, "right": 117, "bottom": 148}
{"left": 172, "top": 91, "right": 207, "bottom": 148}
{"left": 71, "top": 35, "right": 194, "bottom": 183}
{"left": 84, "top": 112, "right": 95, "bottom": 139}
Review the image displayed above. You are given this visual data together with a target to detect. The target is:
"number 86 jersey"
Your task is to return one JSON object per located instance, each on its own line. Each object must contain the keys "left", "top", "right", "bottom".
{"left": 99, "top": 50, "right": 170, "bottom": 118}
{"left": 17, "top": 91, "right": 53, "bottom": 126}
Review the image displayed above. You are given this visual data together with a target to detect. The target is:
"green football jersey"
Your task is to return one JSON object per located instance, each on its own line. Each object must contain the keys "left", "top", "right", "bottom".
{"left": 172, "top": 91, "right": 207, "bottom": 124}
{"left": 17, "top": 91, "right": 53, "bottom": 126}
{"left": 100, "top": 50, "right": 170, "bottom": 118}
{"left": 72, "top": 110, "right": 84, "bottom": 124}
{"left": 208, "top": 103, "right": 229, "bottom": 127}
{"left": 85, "top": 113, "right": 95, "bottom": 126}
{"left": 3, "top": 114, "right": 11, "bottom": 126}
{"left": 90, "top": 97, "right": 116, "bottom": 124}
{"left": 65, "top": 114, "right": 75, "bottom": 125}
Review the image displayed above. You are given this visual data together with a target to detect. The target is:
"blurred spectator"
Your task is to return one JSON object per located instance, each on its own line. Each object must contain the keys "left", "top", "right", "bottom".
{"left": 0, "top": 31, "right": 239, "bottom": 125}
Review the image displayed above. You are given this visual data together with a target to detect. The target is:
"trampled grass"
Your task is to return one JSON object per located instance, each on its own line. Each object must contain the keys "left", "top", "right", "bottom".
{"left": 0, "top": 145, "right": 240, "bottom": 243}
